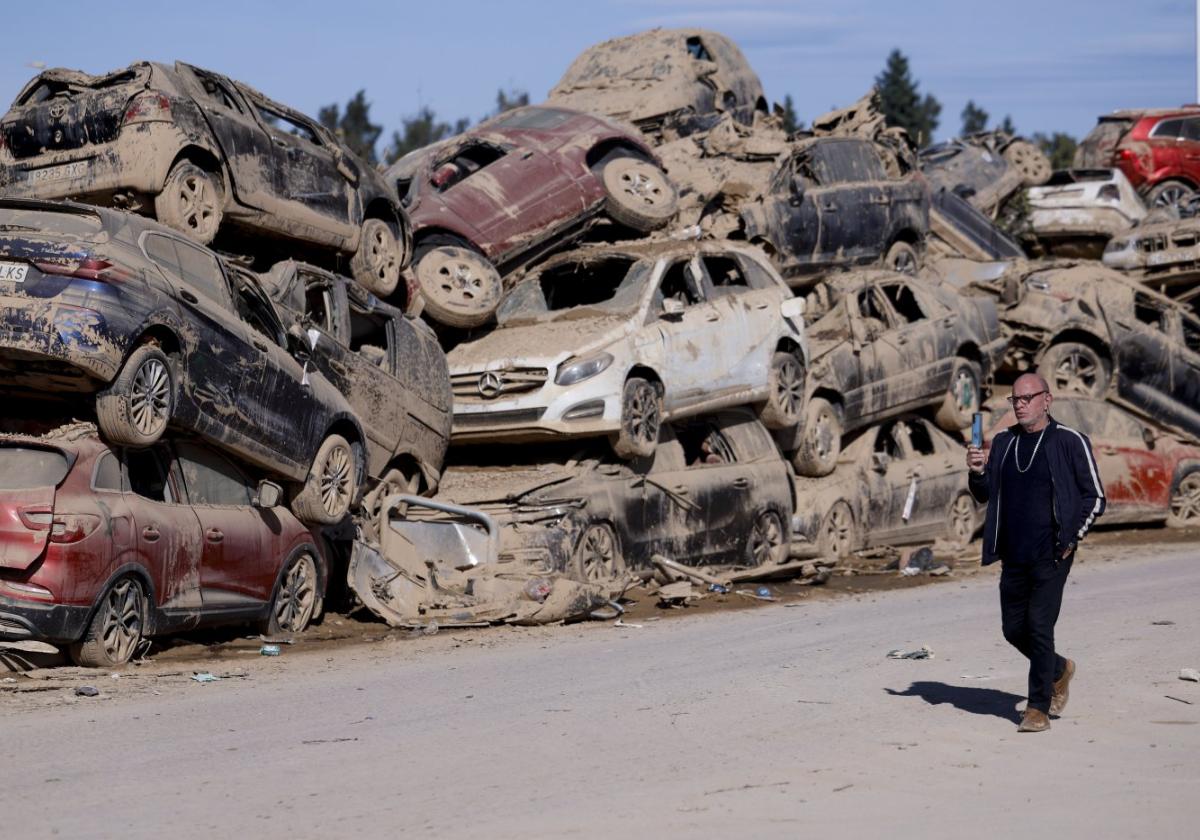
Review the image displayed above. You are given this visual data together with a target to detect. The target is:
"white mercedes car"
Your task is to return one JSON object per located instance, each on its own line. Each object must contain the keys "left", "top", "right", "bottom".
{"left": 447, "top": 242, "right": 808, "bottom": 458}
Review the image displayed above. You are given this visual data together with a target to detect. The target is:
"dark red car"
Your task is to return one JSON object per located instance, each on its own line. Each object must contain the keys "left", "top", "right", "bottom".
{"left": 986, "top": 396, "right": 1200, "bottom": 528}
{"left": 1076, "top": 107, "right": 1200, "bottom": 207}
{"left": 385, "top": 105, "right": 678, "bottom": 328}
{"left": 0, "top": 425, "right": 329, "bottom": 666}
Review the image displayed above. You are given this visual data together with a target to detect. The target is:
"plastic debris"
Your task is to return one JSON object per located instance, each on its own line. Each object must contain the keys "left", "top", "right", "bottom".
{"left": 74, "top": 686, "right": 99, "bottom": 697}
{"left": 1180, "top": 668, "right": 1200, "bottom": 682}
{"left": 613, "top": 619, "right": 643, "bottom": 629}
{"left": 191, "top": 672, "right": 219, "bottom": 683}
{"left": 887, "top": 646, "right": 934, "bottom": 660}
{"left": 756, "top": 585, "right": 771, "bottom": 598}
{"left": 260, "top": 644, "right": 281, "bottom": 656}
{"left": 707, "top": 583, "right": 729, "bottom": 594}
{"left": 524, "top": 578, "right": 553, "bottom": 603}
{"left": 422, "top": 621, "right": 440, "bottom": 636}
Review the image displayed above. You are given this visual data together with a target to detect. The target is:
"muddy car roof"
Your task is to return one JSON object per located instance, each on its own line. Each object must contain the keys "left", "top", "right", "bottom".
{"left": 533, "top": 239, "right": 766, "bottom": 272}
{"left": 1019, "top": 259, "right": 1186, "bottom": 309}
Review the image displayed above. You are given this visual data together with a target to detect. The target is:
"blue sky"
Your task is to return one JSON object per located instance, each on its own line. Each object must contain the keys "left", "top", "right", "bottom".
{"left": 2, "top": 0, "right": 1193, "bottom": 150}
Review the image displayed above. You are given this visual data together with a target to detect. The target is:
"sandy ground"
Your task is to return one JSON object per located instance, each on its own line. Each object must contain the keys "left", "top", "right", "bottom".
{"left": 1, "top": 531, "right": 1197, "bottom": 838}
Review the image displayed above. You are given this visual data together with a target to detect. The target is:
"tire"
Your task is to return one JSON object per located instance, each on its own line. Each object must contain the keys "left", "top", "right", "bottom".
{"left": 791, "top": 396, "right": 842, "bottom": 478}
{"left": 945, "top": 492, "right": 977, "bottom": 546}
{"left": 745, "top": 510, "right": 787, "bottom": 567}
{"left": 1002, "top": 140, "right": 1052, "bottom": 186}
{"left": 883, "top": 241, "right": 919, "bottom": 275}
{"left": 1146, "top": 180, "right": 1195, "bottom": 210}
{"left": 817, "top": 501, "right": 858, "bottom": 560}
{"left": 572, "top": 522, "right": 625, "bottom": 583}
{"left": 154, "top": 161, "right": 223, "bottom": 245}
{"left": 290, "top": 434, "right": 358, "bottom": 526}
{"left": 263, "top": 550, "right": 320, "bottom": 636}
{"left": 96, "top": 344, "right": 174, "bottom": 447}
{"left": 1038, "top": 342, "right": 1110, "bottom": 398}
{"left": 69, "top": 577, "right": 147, "bottom": 668}
{"left": 934, "top": 358, "right": 982, "bottom": 432}
{"left": 1167, "top": 471, "right": 1200, "bottom": 528}
{"left": 413, "top": 243, "right": 503, "bottom": 328}
{"left": 600, "top": 157, "right": 678, "bottom": 231}
{"left": 759, "top": 351, "right": 805, "bottom": 430}
{"left": 612, "top": 377, "right": 661, "bottom": 460}
{"left": 350, "top": 218, "right": 402, "bottom": 297}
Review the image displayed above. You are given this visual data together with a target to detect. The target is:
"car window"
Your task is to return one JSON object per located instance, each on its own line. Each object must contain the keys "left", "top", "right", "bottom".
{"left": 0, "top": 446, "right": 70, "bottom": 489}
{"left": 1102, "top": 406, "right": 1145, "bottom": 441}
{"left": 124, "top": 448, "right": 174, "bottom": 503}
{"left": 254, "top": 100, "right": 322, "bottom": 147}
{"left": 880, "top": 282, "right": 926, "bottom": 324}
{"left": 1151, "top": 118, "right": 1185, "bottom": 139}
{"left": 677, "top": 421, "right": 736, "bottom": 467}
{"left": 302, "top": 274, "right": 338, "bottom": 335}
{"left": 655, "top": 259, "right": 704, "bottom": 315}
{"left": 1182, "top": 315, "right": 1200, "bottom": 353}
{"left": 234, "top": 276, "right": 284, "bottom": 345}
{"left": 685, "top": 35, "right": 713, "bottom": 62}
{"left": 432, "top": 142, "right": 507, "bottom": 191}
{"left": 348, "top": 305, "right": 392, "bottom": 371}
{"left": 175, "top": 442, "right": 252, "bottom": 506}
{"left": 735, "top": 254, "right": 778, "bottom": 291}
{"left": 144, "top": 233, "right": 231, "bottom": 308}
{"left": 1133, "top": 295, "right": 1168, "bottom": 333}
{"left": 810, "top": 140, "right": 885, "bottom": 184}
{"left": 142, "top": 232, "right": 182, "bottom": 279}
{"left": 874, "top": 422, "right": 905, "bottom": 458}
{"left": 92, "top": 451, "right": 123, "bottom": 492}
{"left": 1184, "top": 119, "right": 1200, "bottom": 142}
{"left": 497, "top": 258, "right": 650, "bottom": 326}
{"left": 856, "top": 286, "right": 891, "bottom": 336}
{"left": 189, "top": 70, "right": 244, "bottom": 113}
{"left": 905, "top": 421, "right": 936, "bottom": 456}
{"left": 701, "top": 256, "right": 749, "bottom": 298}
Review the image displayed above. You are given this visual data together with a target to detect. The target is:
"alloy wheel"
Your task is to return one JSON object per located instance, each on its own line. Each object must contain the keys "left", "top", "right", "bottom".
{"left": 129, "top": 358, "right": 170, "bottom": 437}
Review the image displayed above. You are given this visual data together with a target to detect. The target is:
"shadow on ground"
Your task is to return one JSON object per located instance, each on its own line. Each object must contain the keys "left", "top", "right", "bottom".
{"left": 885, "top": 681, "right": 1024, "bottom": 722}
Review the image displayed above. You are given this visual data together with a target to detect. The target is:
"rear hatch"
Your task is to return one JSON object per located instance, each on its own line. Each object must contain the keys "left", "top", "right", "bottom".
{"left": 0, "top": 442, "right": 73, "bottom": 570}
{"left": 0, "top": 201, "right": 113, "bottom": 296}
{"left": 1, "top": 64, "right": 151, "bottom": 160}
{"left": 1074, "top": 118, "right": 1133, "bottom": 168}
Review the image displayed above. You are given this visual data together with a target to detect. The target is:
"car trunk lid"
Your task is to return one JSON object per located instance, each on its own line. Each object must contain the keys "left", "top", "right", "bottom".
{"left": 0, "top": 443, "right": 72, "bottom": 570}
{"left": 1075, "top": 119, "right": 1134, "bottom": 169}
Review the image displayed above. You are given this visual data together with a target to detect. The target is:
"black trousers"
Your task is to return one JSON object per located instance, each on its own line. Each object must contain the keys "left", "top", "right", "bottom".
{"left": 999, "top": 554, "right": 1072, "bottom": 713}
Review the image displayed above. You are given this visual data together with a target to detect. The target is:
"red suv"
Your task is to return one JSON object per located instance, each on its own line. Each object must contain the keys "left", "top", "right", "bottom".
{"left": 1076, "top": 107, "right": 1200, "bottom": 207}
{"left": 0, "top": 425, "right": 329, "bottom": 666}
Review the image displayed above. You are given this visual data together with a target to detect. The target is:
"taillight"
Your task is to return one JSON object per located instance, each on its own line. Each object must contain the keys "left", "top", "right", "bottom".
{"left": 1117, "top": 141, "right": 1152, "bottom": 175}
{"left": 17, "top": 507, "right": 100, "bottom": 543}
{"left": 34, "top": 257, "right": 135, "bottom": 284}
{"left": 123, "top": 92, "right": 171, "bottom": 125}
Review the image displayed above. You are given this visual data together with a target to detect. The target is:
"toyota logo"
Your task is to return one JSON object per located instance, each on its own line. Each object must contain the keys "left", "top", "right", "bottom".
{"left": 477, "top": 371, "right": 503, "bottom": 399}
{"left": 49, "top": 104, "right": 65, "bottom": 120}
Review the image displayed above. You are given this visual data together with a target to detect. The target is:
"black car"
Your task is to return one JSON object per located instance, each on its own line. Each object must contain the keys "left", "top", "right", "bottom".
{"left": 0, "top": 199, "right": 365, "bottom": 525}
{"left": 0, "top": 61, "right": 409, "bottom": 296}
{"left": 739, "top": 136, "right": 929, "bottom": 282}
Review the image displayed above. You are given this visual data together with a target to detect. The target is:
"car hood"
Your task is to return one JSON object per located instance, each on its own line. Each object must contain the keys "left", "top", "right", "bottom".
{"left": 448, "top": 316, "right": 632, "bottom": 372}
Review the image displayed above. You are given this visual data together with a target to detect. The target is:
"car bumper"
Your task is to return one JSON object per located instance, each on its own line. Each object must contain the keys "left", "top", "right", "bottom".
{"left": 0, "top": 296, "right": 121, "bottom": 386}
{"left": 1028, "top": 206, "right": 1138, "bottom": 240}
{"left": 0, "top": 591, "right": 90, "bottom": 645}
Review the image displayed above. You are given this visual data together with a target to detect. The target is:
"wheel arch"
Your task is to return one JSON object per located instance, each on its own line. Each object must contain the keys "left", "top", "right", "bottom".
{"left": 586, "top": 139, "right": 653, "bottom": 171}
{"left": 163, "top": 145, "right": 228, "bottom": 199}
{"left": 81, "top": 563, "right": 159, "bottom": 640}
{"left": 1039, "top": 329, "right": 1113, "bottom": 368}
{"left": 625, "top": 365, "right": 664, "bottom": 394}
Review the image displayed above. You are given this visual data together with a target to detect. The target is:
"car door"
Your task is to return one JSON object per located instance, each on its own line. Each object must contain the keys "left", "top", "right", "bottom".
{"left": 632, "top": 431, "right": 690, "bottom": 561}
{"left": 1147, "top": 117, "right": 1186, "bottom": 184}
{"left": 876, "top": 278, "right": 946, "bottom": 404}
{"left": 847, "top": 284, "right": 901, "bottom": 422}
{"left": 651, "top": 257, "right": 727, "bottom": 410}
{"left": 765, "top": 151, "right": 821, "bottom": 272}
{"left": 695, "top": 254, "right": 770, "bottom": 386}
{"left": 810, "top": 140, "right": 889, "bottom": 263}
{"left": 901, "top": 419, "right": 966, "bottom": 535}
{"left": 1078, "top": 400, "right": 1167, "bottom": 522}
{"left": 1171, "top": 312, "right": 1200, "bottom": 438}
{"left": 1114, "top": 293, "right": 1178, "bottom": 422}
{"left": 864, "top": 420, "right": 918, "bottom": 543}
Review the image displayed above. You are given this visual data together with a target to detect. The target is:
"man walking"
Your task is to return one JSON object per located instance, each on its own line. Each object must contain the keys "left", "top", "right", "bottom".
{"left": 966, "top": 373, "right": 1105, "bottom": 732}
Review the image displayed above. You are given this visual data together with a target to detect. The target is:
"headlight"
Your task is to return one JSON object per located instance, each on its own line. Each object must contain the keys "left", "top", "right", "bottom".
{"left": 555, "top": 352, "right": 613, "bottom": 386}
{"left": 1104, "top": 238, "right": 1130, "bottom": 254}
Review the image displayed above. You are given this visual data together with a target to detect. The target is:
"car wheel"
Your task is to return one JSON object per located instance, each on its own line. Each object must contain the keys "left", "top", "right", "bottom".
{"left": 1167, "top": 471, "right": 1200, "bottom": 528}
{"left": 883, "top": 241, "right": 919, "bottom": 275}
{"left": 1038, "top": 342, "right": 1110, "bottom": 398}
{"left": 96, "top": 344, "right": 174, "bottom": 447}
{"left": 745, "top": 510, "right": 787, "bottom": 567}
{"left": 264, "top": 550, "right": 320, "bottom": 636}
{"left": 572, "top": 522, "right": 625, "bottom": 582}
{"left": 154, "top": 161, "right": 223, "bottom": 245}
{"left": 69, "top": 577, "right": 146, "bottom": 668}
{"left": 290, "top": 434, "right": 358, "bottom": 526}
{"left": 945, "top": 492, "right": 977, "bottom": 546}
{"left": 791, "top": 396, "right": 842, "bottom": 477}
{"left": 362, "top": 467, "right": 420, "bottom": 541}
{"left": 817, "top": 501, "right": 858, "bottom": 560}
{"left": 1002, "top": 140, "right": 1052, "bottom": 186}
{"left": 934, "top": 358, "right": 982, "bottom": 432}
{"left": 350, "top": 218, "right": 402, "bottom": 297}
{"left": 413, "top": 244, "right": 503, "bottom": 328}
{"left": 601, "top": 157, "right": 679, "bottom": 231}
{"left": 759, "top": 351, "right": 805, "bottom": 430}
{"left": 612, "top": 377, "right": 661, "bottom": 460}
{"left": 1146, "top": 180, "right": 1195, "bottom": 210}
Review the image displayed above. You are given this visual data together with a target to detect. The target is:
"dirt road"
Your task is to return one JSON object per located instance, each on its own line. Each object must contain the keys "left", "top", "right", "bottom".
{"left": 2, "top": 543, "right": 1197, "bottom": 838}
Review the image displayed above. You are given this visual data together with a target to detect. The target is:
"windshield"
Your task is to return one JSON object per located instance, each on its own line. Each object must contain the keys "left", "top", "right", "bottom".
{"left": 0, "top": 445, "right": 70, "bottom": 489}
{"left": 497, "top": 257, "right": 650, "bottom": 326}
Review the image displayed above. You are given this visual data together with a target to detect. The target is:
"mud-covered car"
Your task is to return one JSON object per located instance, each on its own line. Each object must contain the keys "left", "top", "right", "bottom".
{"left": 1075, "top": 107, "right": 1200, "bottom": 208}
{"left": 783, "top": 270, "right": 1006, "bottom": 476}
{"left": 0, "top": 199, "right": 365, "bottom": 525}
{"left": 412, "top": 410, "right": 795, "bottom": 576}
{"left": 792, "top": 415, "right": 980, "bottom": 560}
{"left": 1025, "top": 168, "right": 1146, "bottom": 258}
{"left": 385, "top": 105, "right": 678, "bottom": 328}
{"left": 966, "top": 261, "right": 1200, "bottom": 442}
{"left": 919, "top": 131, "right": 1051, "bottom": 216}
{"left": 1103, "top": 198, "right": 1200, "bottom": 305}
{"left": 255, "top": 259, "right": 452, "bottom": 505}
{"left": 546, "top": 28, "right": 767, "bottom": 142}
{"left": 447, "top": 242, "right": 807, "bottom": 459}
{"left": 0, "top": 425, "right": 329, "bottom": 666}
{"left": 0, "top": 61, "right": 408, "bottom": 296}
{"left": 985, "top": 396, "right": 1200, "bottom": 528}
{"left": 739, "top": 136, "right": 929, "bottom": 281}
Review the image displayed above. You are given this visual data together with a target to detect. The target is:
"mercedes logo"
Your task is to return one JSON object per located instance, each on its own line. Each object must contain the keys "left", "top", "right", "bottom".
{"left": 477, "top": 371, "right": 503, "bottom": 399}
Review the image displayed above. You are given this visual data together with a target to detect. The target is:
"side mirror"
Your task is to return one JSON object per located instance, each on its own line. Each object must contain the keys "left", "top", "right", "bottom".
{"left": 780, "top": 297, "right": 805, "bottom": 320}
{"left": 662, "top": 298, "right": 685, "bottom": 319}
{"left": 1142, "top": 426, "right": 1157, "bottom": 450}
{"left": 254, "top": 480, "right": 283, "bottom": 509}
{"left": 871, "top": 452, "right": 890, "bottom": 474}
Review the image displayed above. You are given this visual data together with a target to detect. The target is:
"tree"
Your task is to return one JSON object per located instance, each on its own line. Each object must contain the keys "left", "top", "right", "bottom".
{"left": 493, "top": 88, "right": 530, "bottom": 115}
{"left": 961, "top": 100, "right": 988, "bottom": 135}
{"left": 383, "top": 106, "right": 470, "bottom": 164}
{"left": 779, "top": 94, "right": 801, "bottom": 134}
{"left": 1031, "top": 131, "right": 1078, "bottom": 170}
{"left": 998, "top": 115, "right": 1016, "bottom": 136}
{"left": 318, "top": 90, "right": 383, "bottom": 165}
{"left": 874, "top": 49, "right": 941, "bottom": 146}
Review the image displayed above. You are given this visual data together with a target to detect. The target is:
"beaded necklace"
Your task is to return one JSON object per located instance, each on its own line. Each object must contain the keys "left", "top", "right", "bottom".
{"left": 1014, "top": 425, "right": 1048, "bottom": 473}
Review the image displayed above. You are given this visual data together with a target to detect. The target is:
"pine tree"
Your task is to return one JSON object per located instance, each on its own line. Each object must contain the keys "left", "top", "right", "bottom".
{"left": 961, "top": 100, "right": 989, "bottom": 135}
{"left": 780, "top": 95, "right": 801, "bottom": 134}
{"left": 874, "top": 49, "right": 941, "bottom": 146}
{"left": 494, "top": 88, "right": 530, "bottom": 115}
{"left": 998, "top": 115, "right": 1016, "bottom": 136}
{"left": 383, "top": 107, "right": 470, "bottom": 164}
{"left": 318, "top": 90, "right": 383, "bottom": 165}
{"left": 1031, "top": 132, "right": 1078, "bottom": 170}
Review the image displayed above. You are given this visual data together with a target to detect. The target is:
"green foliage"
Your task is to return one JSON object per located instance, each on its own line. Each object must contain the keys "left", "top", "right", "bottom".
{"left": 874, "top": 49, "right": 941, "bottom": 146}
{"left": 779, "top": 95, "right": 802, "bottom": 134}
{"left": 494, "top": 88, "right": 530, "bottom": 115}
{"left": 961, "top": 100, "right": 988, "bottom": 135}
{"left": 318, "top": 90, "right": 383, "bottom": 165}
{"left": 1031, "top": 131, "right": 1079, "bottom": 170}
{"left": 383, "top": 107, "right": 470, "bottom": 165}
{"left": 998, "top": 115, "right": 1016, "bottom": 135}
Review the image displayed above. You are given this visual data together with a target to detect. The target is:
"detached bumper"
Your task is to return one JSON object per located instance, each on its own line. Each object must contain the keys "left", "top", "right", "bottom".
{"left": 0, "top": 592, "right": 89, "bottom": 645}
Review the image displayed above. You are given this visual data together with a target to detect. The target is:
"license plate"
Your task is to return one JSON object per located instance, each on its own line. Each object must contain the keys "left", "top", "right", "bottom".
{"left": 0, "top": 261, "right": 28, "bottom": 283}
{"left": 28, "top": 160, "right": 88, "bottom": 185}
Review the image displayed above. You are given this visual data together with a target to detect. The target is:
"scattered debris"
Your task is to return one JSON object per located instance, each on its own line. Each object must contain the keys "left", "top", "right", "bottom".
{"left": 191, "top": 673, "right": 220, "bottom": 684}
{"left": 887, "top": 646, "right": 934, "bottom": 660}
{"left": 74, "top": 686, "right": 99, "bottom": 697}
{"left": 260, "top": 645, "right": 282, "bottom": 657}
{"left": 1179, "top": 668, "right": 1200, "bottom": 682}
{"left": 1165, "top": 695, "right": 1194, "bottom": 705}
{"left": 613, "top": 619, "right": 643, "bottom": 629}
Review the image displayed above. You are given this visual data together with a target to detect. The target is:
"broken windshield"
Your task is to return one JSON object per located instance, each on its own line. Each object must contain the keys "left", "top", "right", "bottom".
{"left": 496, "top": 257, "right": 650, "bottom": 326}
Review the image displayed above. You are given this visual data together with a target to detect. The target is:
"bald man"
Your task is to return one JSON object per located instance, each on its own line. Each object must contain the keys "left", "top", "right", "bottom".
{"left": 966, "top": 373, "right": 1105, "bottom": 732}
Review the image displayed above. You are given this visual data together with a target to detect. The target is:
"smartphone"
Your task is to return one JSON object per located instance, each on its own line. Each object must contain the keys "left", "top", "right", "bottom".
{"left": 971, "top": 412, "right": 984, "bottom": 448}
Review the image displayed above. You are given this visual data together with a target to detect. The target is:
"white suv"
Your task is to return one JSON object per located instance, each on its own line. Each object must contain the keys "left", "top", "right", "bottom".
{"left": 447, "top": 242, "right": 807, "bottom": 458}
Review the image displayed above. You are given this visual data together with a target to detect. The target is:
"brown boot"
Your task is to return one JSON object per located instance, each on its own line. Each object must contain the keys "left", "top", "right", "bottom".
{"left": 1050, "top": 658, "right": 1076, "bottom": 716}
{"left": 1018, "top": 708, "right": 1051, "bottom": 732}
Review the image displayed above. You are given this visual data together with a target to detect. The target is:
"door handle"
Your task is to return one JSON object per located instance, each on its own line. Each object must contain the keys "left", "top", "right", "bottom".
{"left": 706, "top": 313, "right": 720, "bottom": 322}
{"left": 180, "top": 289, "right": 199, "bottom": 304}
{"left": 732, "top": 477, "right": 750, "bottom": 490}
{"left": 520, "top": 150, "right": 534, "bottom": 160}
{"left": 941, "top": 316, "right": 956, "bottom": 327}
{"left": 753, "top": 302, "right": 769, "bottom": 310}
{"left": 205, "top": 528, "right": 224, "bottom": 543}
{"left": 141, "top": 526, "right": 160, "bottom": 543}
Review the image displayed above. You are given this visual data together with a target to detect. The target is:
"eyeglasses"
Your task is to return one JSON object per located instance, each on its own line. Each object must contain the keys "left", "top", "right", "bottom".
{"left": 1008, "top": 390, "right": 1048, "bottom": 407}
